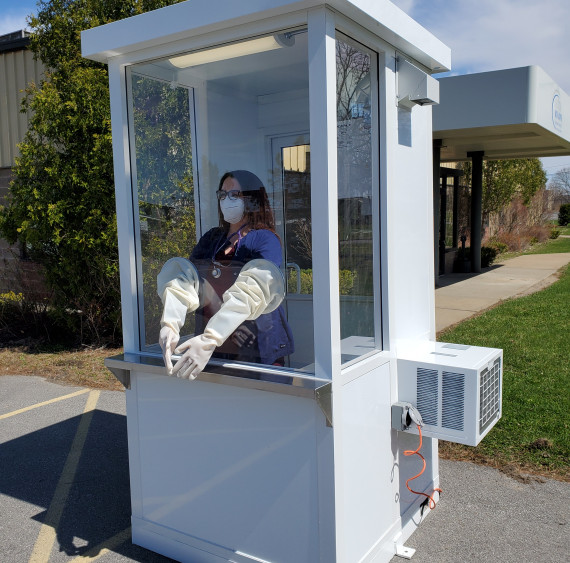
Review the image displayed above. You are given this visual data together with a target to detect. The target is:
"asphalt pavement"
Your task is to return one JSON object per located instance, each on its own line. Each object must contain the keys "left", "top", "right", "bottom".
{"left": 0, "top": 376, "right": 173, "bottom": 563}
{"left": 1, "top": 375, "right": 568, "bottom": 563}
{"left": 1, "top": 253, "right": 569, "bottom": 562}
{"left": 388, "top": 460, "right": 569, "bottom": 563}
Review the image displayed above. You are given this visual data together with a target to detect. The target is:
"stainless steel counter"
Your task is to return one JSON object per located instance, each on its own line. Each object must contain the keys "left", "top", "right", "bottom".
{"left": 105, "top": 353, "right": 333, "bottom": 425}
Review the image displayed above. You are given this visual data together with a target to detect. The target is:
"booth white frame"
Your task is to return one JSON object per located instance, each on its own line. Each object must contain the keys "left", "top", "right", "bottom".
{"left": 83, "top": 2, "right": 451, "bottom": 562}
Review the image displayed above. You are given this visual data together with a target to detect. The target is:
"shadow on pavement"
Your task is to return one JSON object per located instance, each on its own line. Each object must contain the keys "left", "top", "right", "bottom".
{"left": 0, "top": 409, "right": 173, "bottom": 561}
{"left": 435, "top": 263, "right": 503, "bottom": 289}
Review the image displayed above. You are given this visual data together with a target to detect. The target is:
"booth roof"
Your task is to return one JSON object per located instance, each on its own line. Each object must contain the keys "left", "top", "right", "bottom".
{"left": 81, "top": 0, "right": 450, "bottom": 73}
{"left": 433, "top": 66, "right": 570, "bottom": 162}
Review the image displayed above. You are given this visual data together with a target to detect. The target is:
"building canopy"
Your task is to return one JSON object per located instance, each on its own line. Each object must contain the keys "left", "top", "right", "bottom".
{"left": 433, "top": 66, "right": 570, "bottom": 162}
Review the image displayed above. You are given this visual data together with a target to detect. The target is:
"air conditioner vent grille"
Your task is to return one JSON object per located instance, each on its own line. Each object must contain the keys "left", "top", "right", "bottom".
{"left": 417, "top": 368, "right": 438, "bottom": 426}
{"left": 442, "top": 371, "right": 465, "bottom": 431}
{"left": 480, "top": 358, "right": 501, "bottom": 433}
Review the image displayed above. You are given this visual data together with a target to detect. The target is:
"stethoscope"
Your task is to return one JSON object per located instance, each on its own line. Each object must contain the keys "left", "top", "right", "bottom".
{"left": 211, "top": 223, "right": 249, "bottom": 278}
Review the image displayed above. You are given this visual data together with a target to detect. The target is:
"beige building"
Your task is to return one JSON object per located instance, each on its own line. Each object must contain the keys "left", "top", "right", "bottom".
{"left": 0, "top": 30, "right": 45, "bottom": 292}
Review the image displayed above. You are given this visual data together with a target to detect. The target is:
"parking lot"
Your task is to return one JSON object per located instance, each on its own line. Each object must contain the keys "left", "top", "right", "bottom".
{"left": 1, "top": 375, "right": 568, "bottom": 563}
{"left": 0, "top": 375, "right": 172, "bottom": 563}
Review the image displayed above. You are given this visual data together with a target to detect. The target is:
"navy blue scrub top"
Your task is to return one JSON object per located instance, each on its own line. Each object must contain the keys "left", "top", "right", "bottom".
{"left": 190, "top": 227, "right": 294, "bottom": 365}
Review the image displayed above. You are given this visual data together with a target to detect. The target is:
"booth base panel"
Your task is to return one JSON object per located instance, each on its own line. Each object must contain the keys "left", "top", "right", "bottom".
{"left": 130, "top": 497, "right": 437, "bottom": 563}
{"left": 132, "top": 518, "right": 230, "bottom": 563}
{"left": 127, "top": 373, "right": 327, "bottom": 562}
{"left": 125, "top": 370, "right": 439, "bottom": 563}
{"left": 131, "top": 517, "right": 280, "bottom": 563}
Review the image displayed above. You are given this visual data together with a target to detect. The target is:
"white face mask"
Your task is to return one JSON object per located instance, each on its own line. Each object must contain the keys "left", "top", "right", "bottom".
{"left": 220, "top": 197, "right": 245, "bottom": 224}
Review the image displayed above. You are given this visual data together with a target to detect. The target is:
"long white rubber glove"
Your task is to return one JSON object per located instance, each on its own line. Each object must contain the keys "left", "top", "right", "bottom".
{"left": 157, "top": 258, "right": 200, "bottom": 374}
{"left": 172, "top": 259, "right": 285, "bottom": 380}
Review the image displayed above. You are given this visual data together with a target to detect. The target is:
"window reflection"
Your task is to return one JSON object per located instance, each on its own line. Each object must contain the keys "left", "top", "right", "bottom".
{"left": 336, "top": 36, "right": 377, "bottom": 362}
{"left": 283, "top": 145, "right": 312, "bottom": 279}
{"left": 129, "top": 74, "right": 196, "bottom": 348}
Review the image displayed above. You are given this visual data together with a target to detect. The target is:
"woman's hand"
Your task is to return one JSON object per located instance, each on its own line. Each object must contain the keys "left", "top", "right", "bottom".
{"left": 231, "top": 325, "right": 256, "bottom": 348}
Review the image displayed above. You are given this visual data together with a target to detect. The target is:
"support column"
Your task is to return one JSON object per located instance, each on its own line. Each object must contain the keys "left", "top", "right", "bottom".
{"left": 468, "top": 151, "right": 484, "bottom": 273}
{"left": 452, "top": 174, "right": 459, "bottom": 249}
{"left": 439, "top": 174, "right": 447, "bottom": 275}
{"left": 433, "top": 140, "right": 443, "bottom": 279}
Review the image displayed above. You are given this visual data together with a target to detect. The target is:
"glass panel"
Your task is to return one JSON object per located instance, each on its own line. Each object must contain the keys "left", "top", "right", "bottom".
{"left": 128, "top": 73, "right": 196, "bottom": 350}
{"left": 275, "top": 139, "right": 313, "bottom": 369}
{"left": 282, "top": 144, "right": 312, "bottom": 282}
{"left": 128, "top": 31, "right": 311, "bottom": 374}
{"left": 336, "top": 36, "right": 377, "bottom": 363}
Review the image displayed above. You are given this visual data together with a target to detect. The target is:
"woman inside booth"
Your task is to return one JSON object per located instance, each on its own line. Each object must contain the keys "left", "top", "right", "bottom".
{"left": 157, "top": 170, "right": 294, "bottom": 380}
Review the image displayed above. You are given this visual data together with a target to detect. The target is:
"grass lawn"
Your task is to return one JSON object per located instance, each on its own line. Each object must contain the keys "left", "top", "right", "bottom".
{"left": 494, "top": 231, "right": 570, "bottom": 262}
{"left": 523, "top": 235, "right": 570, "bottom": 254}
{"left": 438, "top": 263, "right": 570, "bottom": 481}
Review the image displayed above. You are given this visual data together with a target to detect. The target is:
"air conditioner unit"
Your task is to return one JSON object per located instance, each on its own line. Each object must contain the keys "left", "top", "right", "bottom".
{"left": 395, "top": 341, "right": 503, "bottom": 446}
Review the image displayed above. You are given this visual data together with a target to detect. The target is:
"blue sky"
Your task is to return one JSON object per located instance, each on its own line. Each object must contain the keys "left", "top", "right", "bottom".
{"left": 1, "top": 0, "right": 569, "bottom": 177}
{"left": 393, "top": 0, "right": 570, "bottom": 178}
{"left": 0, "top": 0, "right": 35, "bottom": 35}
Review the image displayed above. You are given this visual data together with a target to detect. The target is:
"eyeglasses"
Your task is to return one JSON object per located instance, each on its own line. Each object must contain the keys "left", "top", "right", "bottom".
{"left": 216, "top": 189, "right": 242, "bottom": 201}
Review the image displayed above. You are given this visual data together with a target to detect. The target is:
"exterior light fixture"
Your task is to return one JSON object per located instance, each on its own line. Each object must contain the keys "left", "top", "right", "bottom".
{"left": 169, "top": 33, "right": 296, "bottom": 68}
{"left": 397, "top": 57, "right": 439, "bottom": 108}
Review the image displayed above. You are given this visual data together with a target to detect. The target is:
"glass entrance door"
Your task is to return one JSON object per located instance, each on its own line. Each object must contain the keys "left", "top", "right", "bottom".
{"left": 271, "top": 135, "right": 314, "bottom": 369}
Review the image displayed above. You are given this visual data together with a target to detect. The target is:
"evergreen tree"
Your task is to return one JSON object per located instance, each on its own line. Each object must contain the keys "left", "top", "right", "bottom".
{"left": 0, "top": 0, "right": 184, "bottom": 344}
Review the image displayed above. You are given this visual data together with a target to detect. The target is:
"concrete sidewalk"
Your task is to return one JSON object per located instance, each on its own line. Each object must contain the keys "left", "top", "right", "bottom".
{"left": 435, "top": 252, "right": 570, "bottom": 333}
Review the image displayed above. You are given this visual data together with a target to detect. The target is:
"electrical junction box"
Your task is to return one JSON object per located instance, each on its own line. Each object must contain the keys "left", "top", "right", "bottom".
{"left": 396, "top": 341, "right": 503, "bottom": 446}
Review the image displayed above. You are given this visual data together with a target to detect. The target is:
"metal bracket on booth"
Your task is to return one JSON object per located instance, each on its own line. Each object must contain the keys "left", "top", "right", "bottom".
{"left": 315, "top": 382, "right": 333, "bottom": 427}
{"left": 106, "top": 364, "right": 131, "bottom": 389}
{"left": 395, "top": 545, "right": 416, "bottom": 560}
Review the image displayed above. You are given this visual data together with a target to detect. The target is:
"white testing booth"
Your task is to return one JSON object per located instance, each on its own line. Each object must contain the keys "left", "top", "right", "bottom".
{"left": 82, "top": 1, "right": 502, "bottom": 561}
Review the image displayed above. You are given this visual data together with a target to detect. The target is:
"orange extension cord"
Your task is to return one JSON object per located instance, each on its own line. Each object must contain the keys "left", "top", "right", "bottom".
{"left": 403, "top": 424, "right": 443, "bottom": 509}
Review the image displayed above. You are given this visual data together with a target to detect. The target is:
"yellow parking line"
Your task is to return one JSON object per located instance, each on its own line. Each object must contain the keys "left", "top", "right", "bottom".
{"left": 70, "top": 527, "right": 132, "bottom": 562}
{"left": 29, "top": 390, "right": 100, "bottom": 563}
{"left": 0, "top": 388, "right": 90, "bottom": 420}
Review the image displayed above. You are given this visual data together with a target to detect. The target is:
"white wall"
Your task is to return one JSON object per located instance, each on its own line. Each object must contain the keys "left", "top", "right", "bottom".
{"left": 384, "top": 67, "right": 436, "bottom": 345}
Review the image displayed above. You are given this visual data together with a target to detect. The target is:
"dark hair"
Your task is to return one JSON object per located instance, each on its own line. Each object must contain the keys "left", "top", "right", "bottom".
{"left": 218, "top": 170, "right": 276, "bottom": 233}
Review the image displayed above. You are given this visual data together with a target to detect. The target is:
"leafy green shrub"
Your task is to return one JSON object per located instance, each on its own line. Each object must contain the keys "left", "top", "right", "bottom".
{"left": 529, "top": 236, "right": 539, "bottom": 245}
{"left": 0, "top": 291, "right": 64, "bottom": 344}
{"left": 287, "top": 269, "right": 357, "bottom": 295}
{"left": 339, "top": 270, "right": 358, "bottom": 295}
{"left": 287, "top": 269, "right": 311, "bottom": 294}
{"left": 0, "top": 291, "right": 24, "bottom": 309}
{"left": 480, "top": 246, "right": 498, "bottom": 267}
{"left": 549, "top": 228, "right": 561, "bottom": 240}
{"left": 558, "top": 203, "right": 570, "bottom": 226}
{"left": 454, "top": 246, "right": 498, "bottom": 270}
{"left": 487, "top": 238, "right": 508, "bottom": 254}
{"left": 0, "top": 292, "right": 27, "bottom": 340}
